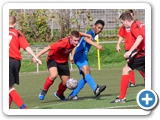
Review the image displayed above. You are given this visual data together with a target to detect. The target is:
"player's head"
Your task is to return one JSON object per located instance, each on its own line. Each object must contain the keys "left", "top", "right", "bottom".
{"left": 69, "top": 30, "right": 81, "bottom": 46}
{"left": 128, "top": 9, "right": 135, "bottom": 19}
{"left": 119, "top": 12, "right": 134, "bottom": 28}
{"left": 9, "top": 15, "right": 16, "bottom": 28}
{"left": 93, "top": 20, "right": 105, "bottom": 34}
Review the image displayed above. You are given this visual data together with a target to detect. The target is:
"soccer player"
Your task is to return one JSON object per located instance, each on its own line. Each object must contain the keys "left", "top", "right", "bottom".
{"left": 111, "top": 12, "right": 145, "bottom": 103}
{"left": 9, "top": 15, "right": 42, "bottom": 109}
{"left": 34, "top": 31, "right": 92, "bottom": 100}
{"left": 68, "top": 20, "right": 106, "bottom": 100}
{"left": 116, "top": 10, "right": 145, "bottom": 87}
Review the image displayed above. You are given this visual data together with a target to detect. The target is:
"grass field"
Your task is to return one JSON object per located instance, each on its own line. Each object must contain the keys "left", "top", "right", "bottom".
{"left": 10, "top": 68, "right": 144, "bottom": 109}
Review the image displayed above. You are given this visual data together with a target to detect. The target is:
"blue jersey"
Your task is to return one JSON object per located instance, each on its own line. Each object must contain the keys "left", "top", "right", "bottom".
{"left": 74, "top": 30, "right": 96, "bottom": 62}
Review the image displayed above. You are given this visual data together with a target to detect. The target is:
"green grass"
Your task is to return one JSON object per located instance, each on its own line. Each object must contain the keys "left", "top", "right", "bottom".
{"left": 11, "top": 68, "right": 144, "bottom": 109}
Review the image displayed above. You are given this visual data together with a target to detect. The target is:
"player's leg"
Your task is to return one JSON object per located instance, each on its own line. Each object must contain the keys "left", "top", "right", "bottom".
{"left": 128, "top": 70, "right": 136, "bottom": 87}
{"left": 39, "top": 59, "right": 58, "bottom": 100}
{"left": 111, "top": 56, "right": 145, "bottom": 103}
{"left": 68, "top": 74, "right": 87, "bottom": 100}
{"left": 110, "top": 64, "right": 131, "bottom": 103}
{"left": 81, "top": 65, "right": 106, "bottom": 97}
{"left": 54, "top": 76, "right": 68, "bottom": 101}
{"left": 139, "top": 70, "right": 145, "bottom": 79}
{"left": 54, "top": 62, "right": 69, "bottom": 101}
{"left": 9, "top": 86, "right": 27, "bottom": 109}
{"left": 9, "top": 58, "right": 27, "bottom": 109}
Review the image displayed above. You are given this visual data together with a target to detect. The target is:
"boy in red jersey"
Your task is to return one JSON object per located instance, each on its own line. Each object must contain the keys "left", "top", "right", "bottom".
{"left": 116, "top": 10, "right": 145, "bottom": 87}
{"left": 9, "top": 15, "right": 42, "bottom": 109}
{"left": 33, "top": 30, "right": 92, "bottom": 100}
{"left": 111, "top": 12, "right": 145, "bottom": 103}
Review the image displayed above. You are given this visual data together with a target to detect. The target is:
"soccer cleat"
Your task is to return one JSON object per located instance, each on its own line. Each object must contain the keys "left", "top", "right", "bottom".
{"left": 39, "top": 90, "right": 47, "bottom": 100}
{"left": 128, "top": 82, "right": 136, "bottom": 87}
{"left": 68, "top": 95, "right": 79, "bottom": 100}
{"left": 110, "top": 98, "right": 126, "bottom": 103}
{"left": 20, "top": 104, "right": 27, "bottom": 109}
{"left": 54, "top": 92, "right": 67, "bottom": 101}
{"left": 94, "top": 85, "right": 106, "bottom": 97}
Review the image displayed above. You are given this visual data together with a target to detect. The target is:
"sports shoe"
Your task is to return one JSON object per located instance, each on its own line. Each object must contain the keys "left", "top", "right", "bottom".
{"left": 110, "top": 98, "right": 126, "bottom": 103}
{"left": 128, "top": 82, "right": 136, "bottom": 87}
{"left": 68, "top": 95, "right": 79, "bottom": 100}
{"left": 94, "top": 85, "right": 106, "bottom": 97}
{"left": 39, "top": 90, "right": 47, "bottom": 100}
{"left": 54, "top": 92, "right": 67, "bottom": 101}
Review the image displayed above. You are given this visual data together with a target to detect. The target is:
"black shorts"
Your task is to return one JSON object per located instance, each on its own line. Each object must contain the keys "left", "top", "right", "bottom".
{"left": 47, "top": 59, "right": 70, "bottom": 76}
{"left": 9, "top": 58, "right": 21, "bottom": 86}
{"left": 128, "top": 56, "right": 145, "bottom": 70}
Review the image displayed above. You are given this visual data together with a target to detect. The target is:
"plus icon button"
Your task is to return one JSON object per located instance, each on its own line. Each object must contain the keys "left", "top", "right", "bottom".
{"left": 137, "top": 89, "right": 158, "bottom": 110}
{"left": 142, "top": 93, "right": 153, "bottom": 105}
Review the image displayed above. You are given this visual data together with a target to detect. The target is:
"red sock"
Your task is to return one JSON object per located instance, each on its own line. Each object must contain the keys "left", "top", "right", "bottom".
{"left": 9, "top": 94, "right": 12, "bottom": 108}
{"left": 9, "top": 89, "right": 27, "bottom": 109}
{"left": 139, "top": 71, "right": 145, "bottom": 80}
{"left": 119, "top": 75, "right": 129, "bottom": 99}
{"left": 129, "top": 70, "right": 136, "bottom": 84}
{"left": 57, "top": 82, "right": 67, "bottom": 96}
{"left": 43, "top": 76, "right": 54, "bottom": 91}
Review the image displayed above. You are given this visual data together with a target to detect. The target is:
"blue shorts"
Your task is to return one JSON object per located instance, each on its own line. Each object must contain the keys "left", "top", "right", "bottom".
{"left": 74, "top": 56, "right": 89, "bottom": 74}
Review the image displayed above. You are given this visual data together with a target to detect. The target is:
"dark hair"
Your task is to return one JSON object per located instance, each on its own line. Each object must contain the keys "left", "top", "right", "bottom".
{"left": 70, "top": 30, "right": 80, "bottom": 38}
{"left": 119, "top": 12, "right": 133, "bottom": 21}
{"left": 95, "top": 20, "right": 105, "bottom": 26}
{"left": 128, "top": 9, "right": 134, "bottom": 15}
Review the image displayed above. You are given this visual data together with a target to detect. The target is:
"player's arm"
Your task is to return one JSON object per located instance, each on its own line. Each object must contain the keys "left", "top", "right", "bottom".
{"left": 79, "top": 32, "right": 92, "bottom": 40}
{"left": 116, "top": 36, "right": 123, "bottom": 52}
{"left": 32, "top": 45, "right": 50, "bottom": 64}
{"left": 84, "top": 37, "right": 103, "bottom": 51}
{"left": 36, "top": 45, "right": 50, "bottom": 58}
{"left": 70, "top": 47, "right": 77, "bottom": 64}
{"left": 124, "top": 35, "right": 143, "bottom": 59}
{"left": 25, "top": 47, "right": 42, "bottom": 65}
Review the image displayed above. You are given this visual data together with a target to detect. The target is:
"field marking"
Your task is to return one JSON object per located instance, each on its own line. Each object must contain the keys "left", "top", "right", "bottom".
{"left": 94, "top": 105, "right": 139, "bottom": 109}
{"left": 32, "top": 103, "right": 139, "bottom": 109}
{"left": 31, "top": 95, "right": 139, "bottom": 109}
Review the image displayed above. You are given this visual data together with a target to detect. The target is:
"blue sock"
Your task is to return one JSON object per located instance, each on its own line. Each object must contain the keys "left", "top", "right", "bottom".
{"left": 70, "top": 78, "right": 86, "bottom": 97}
{"left": 85, "top": 74, "right": 97, "bottom": 91}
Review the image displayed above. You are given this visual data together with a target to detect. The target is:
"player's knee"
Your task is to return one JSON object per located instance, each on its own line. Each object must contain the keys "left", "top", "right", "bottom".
{"left": 122, "top": 66, "right": 130, "bottom": 75}
{"left": 82, "top": 66, "right": 90, "bottom": 74}
{"left": 49, "top": 75, "right": 57, "bottom": 81}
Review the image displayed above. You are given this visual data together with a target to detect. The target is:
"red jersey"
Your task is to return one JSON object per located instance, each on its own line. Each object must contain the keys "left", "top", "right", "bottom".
{"left": 118, "top": 20, "right": 144, "bottom": 51}
{"left": 130, "top": 21, "right": 145, "bottom": 52}
{"left": 9, "top": 27, "right": 29, "bottom": 60}
{"left": 47, "top": 37, "right": 75, "bottom": 63}
{"left": 118, "top": 25, "right": 136, "bottom": 50}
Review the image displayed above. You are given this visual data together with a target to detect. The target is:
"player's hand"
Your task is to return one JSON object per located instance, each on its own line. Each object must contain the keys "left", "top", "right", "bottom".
{"left": 70, "top": 59, "right": 74, "bottom": 64}
{"left": 124, "top": 51, "right": 132, "bottom": 59}
{"left": 97, "top": 45, "right": 104, "bottom": 51}
{"left": 32, "top": 58, "right": 42, "bottom": 65}
{"left": 116, "top": 45, "right": 121, "bottom": 52}
{"left": 32, "top": 58, "right": 37, "bottom": 63}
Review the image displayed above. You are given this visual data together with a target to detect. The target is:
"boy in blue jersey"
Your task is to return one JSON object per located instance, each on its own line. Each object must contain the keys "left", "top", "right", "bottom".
{"left": 68, "top": 20, "right": 106, "bottom": 100}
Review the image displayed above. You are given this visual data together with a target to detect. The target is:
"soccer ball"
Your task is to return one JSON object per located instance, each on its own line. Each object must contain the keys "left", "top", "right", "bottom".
{"left": 66, "top": 78, "right": 78, "bottom": 90}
